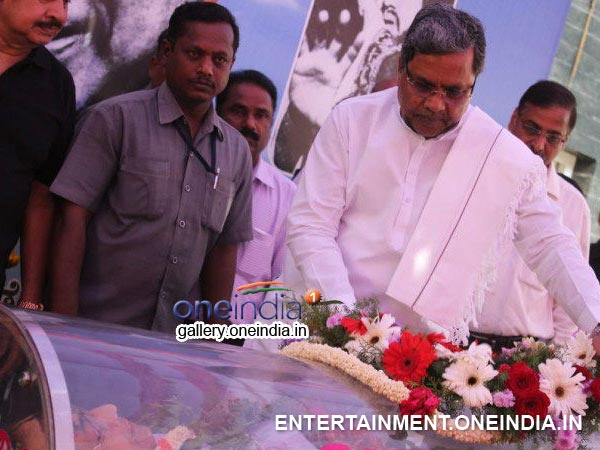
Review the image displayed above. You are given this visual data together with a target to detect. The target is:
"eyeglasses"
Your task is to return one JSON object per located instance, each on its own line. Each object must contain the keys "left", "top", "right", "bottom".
{"left": 517, "top": 115, "right": 567, "bottom": 147}
{"left": 404, "top": 65, "right": 475, "bottom": 103}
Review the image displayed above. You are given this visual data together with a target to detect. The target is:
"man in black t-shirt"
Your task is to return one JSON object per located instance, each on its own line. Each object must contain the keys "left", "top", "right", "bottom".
{"left": 0, "top": 0, "right": 75, "bottom": 309}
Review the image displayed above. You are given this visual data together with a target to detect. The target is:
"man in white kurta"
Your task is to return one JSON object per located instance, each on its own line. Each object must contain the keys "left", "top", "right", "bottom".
{"left": 286, "top": 4, "right": 600, "bottom": 343}
{"left": 474, "top": 81, "right": 589, "bottom": 344}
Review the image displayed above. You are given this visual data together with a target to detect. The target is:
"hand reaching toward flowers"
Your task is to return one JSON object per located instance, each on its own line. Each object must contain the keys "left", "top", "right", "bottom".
{"left": 592, "top": 334, "right": 600, "bottom": 357}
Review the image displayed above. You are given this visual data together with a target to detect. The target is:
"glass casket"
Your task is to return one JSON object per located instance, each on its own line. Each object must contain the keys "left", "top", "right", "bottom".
{"left": 0, "top": 304, "right": 544, "bottom": 449}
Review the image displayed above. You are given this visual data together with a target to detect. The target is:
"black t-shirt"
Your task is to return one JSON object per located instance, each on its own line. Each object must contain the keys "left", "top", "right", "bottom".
{"left": 0, "top": 46, "right": 75, "bottom": 287}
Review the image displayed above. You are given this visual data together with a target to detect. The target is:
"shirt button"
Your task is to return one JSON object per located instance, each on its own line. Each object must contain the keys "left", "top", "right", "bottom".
{"left": 189, "top": 152, "right": 193, "bottom": 158}
{"left": 160, "top": 291, "right": 166, "bottom": 300}
{"left": 179, "top": 220, "right": 186, "bottom": 228}
{"left": 172, "top": 256, "right": 178, "bottom": 264}
{"left": 185, "top": 185, "right": 191, "bottom": 192}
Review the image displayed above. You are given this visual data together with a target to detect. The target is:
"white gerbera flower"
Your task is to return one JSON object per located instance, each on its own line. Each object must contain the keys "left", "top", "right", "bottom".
{"left": 539, "top": 358, "right": 587, "bottom": 417}
{"left": 355, "top": 313, "right": 401, "bottom": 352}
{"left": 436, "top": 341, "right": 493, "bottom": 365}
{"left": 564, "top": 331, "right": 597, "bottom": 369}
{"left": 442, "top": 359, "right": 497, "bottom": 408}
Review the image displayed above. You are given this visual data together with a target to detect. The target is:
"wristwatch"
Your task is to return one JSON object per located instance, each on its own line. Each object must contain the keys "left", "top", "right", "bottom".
{"left": 591, "top": 324, "right": 600, "bottom": 337}
{"left": 17, "top": 301, "right": 44, "bottom": 311}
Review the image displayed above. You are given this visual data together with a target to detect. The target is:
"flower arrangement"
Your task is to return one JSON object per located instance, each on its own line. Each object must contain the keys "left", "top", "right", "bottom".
{"left": 280, "top": 298, "right": 600, "bottom": 449}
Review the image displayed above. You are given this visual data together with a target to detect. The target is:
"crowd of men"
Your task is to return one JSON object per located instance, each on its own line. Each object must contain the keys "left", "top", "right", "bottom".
{"left": 2, "top": 0, "right": 600, "bottom": 351}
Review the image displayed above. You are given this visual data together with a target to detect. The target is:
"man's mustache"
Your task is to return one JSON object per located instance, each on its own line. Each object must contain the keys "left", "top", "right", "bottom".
{"left": 240, "top": 128, "right": 259, "bottom": 142}
{"left": 190, "top": 77, "right": 215, "bottom": 89}
{"left": 36, "top": 20, "right": 64, "bottom": 30}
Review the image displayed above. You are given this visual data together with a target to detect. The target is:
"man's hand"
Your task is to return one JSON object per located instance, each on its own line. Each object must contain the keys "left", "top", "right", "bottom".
{"left": 593, "top": 333, "right": 600, "bottom": 356}
{"left": 200, "top": 243, "right": 237, "bottom": 326}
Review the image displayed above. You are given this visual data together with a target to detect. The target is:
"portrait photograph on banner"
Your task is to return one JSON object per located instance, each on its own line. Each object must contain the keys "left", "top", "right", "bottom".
{"left": 271, "top": 0, "right": 454, "bottom": 176}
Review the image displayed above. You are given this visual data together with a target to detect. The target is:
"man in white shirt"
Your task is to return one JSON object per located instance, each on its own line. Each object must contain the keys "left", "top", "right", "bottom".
{"left": 216, "top": 70, "right": 296, "bottom": 325}
{"left": 472, "top": 81, "right": 589, "bottom": 348}
{"left": 286, "top": 4, "right": 600, "bottom": 347}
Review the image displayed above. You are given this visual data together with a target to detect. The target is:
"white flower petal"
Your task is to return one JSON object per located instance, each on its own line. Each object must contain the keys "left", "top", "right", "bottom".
{"left": 564, "top": 331, "right": 596, "bottom": 369}
{"left": 442, "top": 360, "right": 497, "bottom": 408}
{"left": 539, "top": 358, "right": 588, "bottom": 417}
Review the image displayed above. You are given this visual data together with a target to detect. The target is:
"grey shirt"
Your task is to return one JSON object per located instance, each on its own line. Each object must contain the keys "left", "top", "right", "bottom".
{"left": 51, "top": 83, "right": 253, "bottom": 332}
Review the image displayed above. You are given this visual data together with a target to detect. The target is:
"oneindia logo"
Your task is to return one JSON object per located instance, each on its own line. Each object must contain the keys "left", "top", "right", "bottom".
{"left": 172, "top": 281, "right": 302, "bottom": 322}
{"left": 173, "top": 281, "right": 309, "bottom": 342}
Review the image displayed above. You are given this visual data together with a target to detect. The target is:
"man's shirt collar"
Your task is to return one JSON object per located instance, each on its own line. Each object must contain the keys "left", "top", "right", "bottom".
{"left": 157, "top": 82, "right": 223, "bottom": 140}
{"left": 253, "top": 158, "right": 275, "bottom": 189}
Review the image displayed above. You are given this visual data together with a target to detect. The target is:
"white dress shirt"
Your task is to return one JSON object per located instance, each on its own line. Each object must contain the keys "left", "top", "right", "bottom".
{"left": 287, "top": 87, "right": 600, "bottom": 333}
{"left": 474, "top": 166, "right": 590, "bottom": 342}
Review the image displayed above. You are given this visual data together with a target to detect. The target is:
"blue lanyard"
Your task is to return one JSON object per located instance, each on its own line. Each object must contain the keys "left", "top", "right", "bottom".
{"left": 174, "top": 118, "right": 218, "bottom": 175}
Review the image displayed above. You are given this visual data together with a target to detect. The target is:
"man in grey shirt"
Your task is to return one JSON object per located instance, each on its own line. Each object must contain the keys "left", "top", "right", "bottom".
{"left": 50, "top": 2, "right": 253, "bottom": 333}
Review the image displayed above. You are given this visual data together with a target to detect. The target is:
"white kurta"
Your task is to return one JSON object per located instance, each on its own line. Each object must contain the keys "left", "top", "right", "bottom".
{"left": 286, "top": 87, "right": 600, "bottom": 334}
{"left": 474, "top": 166, "right": 590, "bottom": 342}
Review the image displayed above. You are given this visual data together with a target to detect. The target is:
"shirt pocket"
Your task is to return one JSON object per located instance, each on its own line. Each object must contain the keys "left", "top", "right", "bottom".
{"left": 115, "top": 158, "right": 169, "bottom": 219}
{"left": 237, "top": 228, "right": 275, "bottom": 280}
{"left": 202, "top": 176, "right": 234, "bottom": 233}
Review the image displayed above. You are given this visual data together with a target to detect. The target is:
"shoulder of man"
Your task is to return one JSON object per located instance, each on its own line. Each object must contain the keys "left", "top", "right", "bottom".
{"left": 88, "top": 88, "right": 156, "bottom": 112}
{"left": 489, "top": 120, "right": 542, "bottom": 170}
{"left": 557, "top": 174, "right": 589, "bottom": 211}
{"left": 261, "top": 160, "right": 297, "bottom": 194}
{"left": 38, "top": 46, "right": 75, "bottom": 103}
{"left": 40, "top": 46, "right": 71, "bottom": 80}
{"left": 76, "top": 89, "right": 157, "bottom": 127}
{"left": 334, "top": 86, "right": 398, "bottom": 113}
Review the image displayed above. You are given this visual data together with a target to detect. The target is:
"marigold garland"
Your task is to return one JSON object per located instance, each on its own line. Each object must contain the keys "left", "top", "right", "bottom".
{"left": 281, "top": 341, "right": 410, "bottom": 403}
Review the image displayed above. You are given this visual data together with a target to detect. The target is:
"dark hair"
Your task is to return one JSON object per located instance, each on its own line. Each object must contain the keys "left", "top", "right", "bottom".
{"left": 167, "top": 2, "right": 240, "bottom": 55}
{"left": 216, "top": 70, "right": 278, "bottom": 112}
{"left": 518, "top": 80, "right": 577, "bottom": 131}
{"left": 400, "top": 3, "right": 486, "bottom": 77}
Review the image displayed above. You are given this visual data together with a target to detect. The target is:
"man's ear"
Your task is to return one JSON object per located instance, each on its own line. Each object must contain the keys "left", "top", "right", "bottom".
{"left": 508, "top": 107, "right": 519, "bottom": 133}
{"left": 160, "top": 39, "right": 173, "bottom": 58}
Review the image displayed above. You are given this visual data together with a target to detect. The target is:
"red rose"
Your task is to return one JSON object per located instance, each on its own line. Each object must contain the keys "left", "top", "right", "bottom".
{"left": 507, "top": 362, "right": 539, "bottom": 397}
{"left": 340, "top": 317, "right": 367, "bottom": 336}
{"left": 383, "top": 330, "right": 436, "bottom": 384}
{"left": 575, "top": 365, "right": 592, "bottom": 381}
{"left": 426, "top": 333, "right": 462, "bottom": 352}
{"left": 514, "top": 389, "right": 550, "bottom": 417}
{"left": 399, "top": 387, "right": 440, "bottom": 416}
{"left": 590, "top": 378, "right": 600, "bottom": 402}
{"left": 498, "top": 364, "right": 511, "bottom": 374}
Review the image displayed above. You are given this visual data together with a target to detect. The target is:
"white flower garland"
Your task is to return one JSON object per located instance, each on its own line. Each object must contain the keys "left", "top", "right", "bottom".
{"left": 281, "top": 341, "right": 409, "bottom": 403}
{"left": 432, "top": 416, "right": 501, "bottom": 444}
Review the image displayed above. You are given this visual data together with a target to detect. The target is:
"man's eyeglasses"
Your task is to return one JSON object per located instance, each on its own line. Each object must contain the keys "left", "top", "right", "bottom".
{"left": 404, "top": 65, "right": 475, "bottom": 103}
{"left": 517, "top": 115, "right": 567, "bottom": 147}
